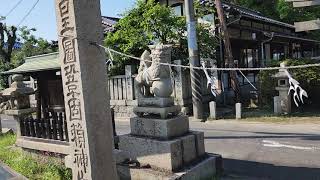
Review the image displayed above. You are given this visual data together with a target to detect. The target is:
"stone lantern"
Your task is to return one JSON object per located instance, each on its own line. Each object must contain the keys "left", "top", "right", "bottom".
{"left": 2, "top": 74, "right": 34, "bottom": 109}
{"left": 273, "top": 64, "right": 291, "bottom": 114}
{"left": 1, "top": 74, "right": 35, "bottom": 138}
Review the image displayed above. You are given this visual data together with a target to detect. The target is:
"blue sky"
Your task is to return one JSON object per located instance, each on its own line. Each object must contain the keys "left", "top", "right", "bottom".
{"left": 0, "top": 0, "right": 136, "bottom": 41}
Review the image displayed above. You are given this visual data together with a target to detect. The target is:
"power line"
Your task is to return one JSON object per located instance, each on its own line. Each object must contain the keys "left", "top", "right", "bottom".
{"left": 17, "top": 0, "right": 40, "bottom": 27}
{"left": 95, "top": 43, "right": 320, "bottom": 71}
{"left": 5, "top": 0, "right": 24, "bottom": 18}
{"left": 57, "top": 34, "right": 320, "bottom": 71}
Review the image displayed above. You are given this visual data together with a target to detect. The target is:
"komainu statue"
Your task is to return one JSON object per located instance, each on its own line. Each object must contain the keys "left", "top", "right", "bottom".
{"left": 135, "top": 44, "right": 173, "bottom": 99}
{"left": 134, "top": 44, "right": 181, "bottom": 119}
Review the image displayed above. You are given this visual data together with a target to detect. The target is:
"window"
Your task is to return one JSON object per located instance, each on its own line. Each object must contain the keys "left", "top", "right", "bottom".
{"left": 272, "top": 51, "right": 285, "bottom": 60}
{"left": 202, "top": 14, "right": 214, "bottom": 23}
{"left": 171, "top": 3, "right": 183, "bottom": 16}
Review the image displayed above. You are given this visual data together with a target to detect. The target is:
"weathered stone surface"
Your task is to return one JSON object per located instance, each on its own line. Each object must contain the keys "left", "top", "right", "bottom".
{"left": 177, "top": 155, "right": 217, "bottom": 180}
{"left": 16, "top": 137, "right": 70, "bottom": 155}
{"left": 276, "top": 87, "right": 291, "bottom": 114}
{"left": 134, "top": 106, "right": 181, "bottom": 119}
{"left": 113, "top": 149, "right": 130, "bottom": 164}
{"left": 138, "top": 97, "right": 174, "bottom": 108}
{"left": 181, "top": 134, "right": 197, "bottom": 164}
{"left": 236, "top": 103, "right": 242, "bottom": 119}
{"left": 119, "top": 133, "right": 203, "bottom": 171}
{"left": 209, "top": 101, "right": 217, "bottom": 120}
{"left": 55, "top": 0, "right": 117, "bottom": 179}
{"left": 1, "top": 128, "right": 13, "bottom": 134}
{"left": 130, "top": 115, "right": 189, "bottom": 139}
{"left": 135, "top": 45, "right": 173, "bottom": 99}
{"left": 189, "top": 131, "right": 205, "bottom": 157}
{"left": 117, "top": 155, "right": 219, "bottom": 180}
{"left": 1, "top": 74, "right": 34, "bottom": 110}
{"left": 274, "top": 96, "right": 281, "bottom": 114}
{"left": 119, "top": 134, "right": 183, "bottom": 171}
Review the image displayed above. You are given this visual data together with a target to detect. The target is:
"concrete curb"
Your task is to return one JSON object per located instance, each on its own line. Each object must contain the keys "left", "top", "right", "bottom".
{"left": 0, "top": 161, "right": 27, "bottom": 180}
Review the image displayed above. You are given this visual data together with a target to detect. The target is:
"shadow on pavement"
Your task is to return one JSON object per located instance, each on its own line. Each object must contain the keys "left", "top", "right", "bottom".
{"left": 223, "top": 158, "right": 320, "bottom": 180}
{"left": 203, "top": 130, "right": 320, "bottom": 140}
{"left": 205, "top": 134, "right": 320, "bottom": 140}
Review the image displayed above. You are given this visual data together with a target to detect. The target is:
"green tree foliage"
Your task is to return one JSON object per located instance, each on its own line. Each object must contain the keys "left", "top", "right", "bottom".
{"left": 231, "top": 0, "right": 320, "bottom": 22}
{"left": 231, "top": 0, "right": 280, "bottom": 20}
{"left": 276, "top": 0, "right": 320, "bottom": 40}
{"left": 105, "top": 0, "right": 218, "bottom": 75}
{"left": 0, "top": 25, "right": 57, "bottom": 89}
{"left": 11, "top": 27, "right": 58, "bottom": 67}
{"left": 231, "top": 0, "right": 320, "bottom": 39}
{"left": 234, "top": 2, "right": 320, "bottom": 53}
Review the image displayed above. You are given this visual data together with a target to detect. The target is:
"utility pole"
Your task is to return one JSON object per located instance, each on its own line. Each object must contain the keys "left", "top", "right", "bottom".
{"left": 185, "top": 0, "right": 203, "bottom": 120}
{"left": 215, "top": 0, "right": 241, "bottom": 103}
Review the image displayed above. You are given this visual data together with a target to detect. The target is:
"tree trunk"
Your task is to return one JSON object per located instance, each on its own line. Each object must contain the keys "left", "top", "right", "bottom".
{"left": 0, "top": 23, "right": 17, "bottom": 63}
{"left": 215, "top": 0, "right": 241, "bottom": 103}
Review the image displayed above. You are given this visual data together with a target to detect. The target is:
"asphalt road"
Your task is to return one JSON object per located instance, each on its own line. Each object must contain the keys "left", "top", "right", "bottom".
{"left": 2, "top": 116, "right": 320, "bottom": 180}
{"left": 115, "top": 119, "right": 320, "bottom": 180}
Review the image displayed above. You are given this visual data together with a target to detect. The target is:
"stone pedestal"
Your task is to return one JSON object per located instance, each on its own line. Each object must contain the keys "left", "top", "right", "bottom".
{"left": 118, "top": 113, "right": 219, "bottom": 179}
{"left": 133, "top": 106, "right": 181, "bottom": 119}
{"left": 275, "top": 86, "right": 291, "bottom": 114}
{"left": 130, "top": 116, "right": 189, "bottom": 139}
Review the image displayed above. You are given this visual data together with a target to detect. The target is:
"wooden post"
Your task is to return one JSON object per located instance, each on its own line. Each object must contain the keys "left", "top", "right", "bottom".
{"left": 55, "top": 0, "right": 118, "bottom": 179}
{"left": 215, "top": 0, "right": 241, "bottom": 103}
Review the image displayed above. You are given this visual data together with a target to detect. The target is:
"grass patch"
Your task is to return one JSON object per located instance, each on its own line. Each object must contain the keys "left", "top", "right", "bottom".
{"left": 240, "top": 108, "right": 320, "bottom": 124}
{"left": 241, "top": 116, "right": 320, "bottom": 124}
{"left": 0, "top": 133, "right": 71, "bottom": 180}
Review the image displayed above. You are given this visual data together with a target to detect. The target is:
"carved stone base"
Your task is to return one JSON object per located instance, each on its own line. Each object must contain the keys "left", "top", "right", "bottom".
{"left": 130, "top": 115, "right": 189, "bottom": 139}
{"left": 119, "top": 131, "right": 206, "bottom": 172}
{"left": 133, "top": 105, "right": 181, "bottom": 119}
{"left": 117, "top": 154, "right": 220, "bottom": 180}
{"left": 138, "top": 97, "right": 174, "bottom": 107}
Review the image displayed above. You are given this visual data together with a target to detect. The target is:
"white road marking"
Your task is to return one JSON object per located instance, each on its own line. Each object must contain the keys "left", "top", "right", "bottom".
{"left": 262, "top": 140, "right": 319, "bottom": 150}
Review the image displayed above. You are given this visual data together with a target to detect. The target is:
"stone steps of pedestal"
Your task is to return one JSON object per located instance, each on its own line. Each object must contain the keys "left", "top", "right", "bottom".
{"left": 118, "top": 130, "right": 205, "bottom": 172}
{"left": 117, "top": 154, "right": 220, "bottom": 180}
{"left": 130, "top": 115, "right": 189, "bottom": 140}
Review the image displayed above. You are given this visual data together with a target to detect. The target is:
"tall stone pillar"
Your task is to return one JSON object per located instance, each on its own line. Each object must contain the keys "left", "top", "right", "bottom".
{"left": 125, "top": 65, "right": 135, "bottom": 100}
{"left": 55, "top": 0, "right": 117, "bottom": 179}
{"left": 173, "top": 60, "right": 190, "bottom": 114}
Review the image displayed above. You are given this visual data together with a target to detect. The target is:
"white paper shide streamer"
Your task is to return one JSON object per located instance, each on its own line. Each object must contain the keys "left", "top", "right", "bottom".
{"left": 285, "top": 69, "right": 308, "bottom": 107}
{"left": 201, "top": 61, "right": 219, "bottom": 97}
